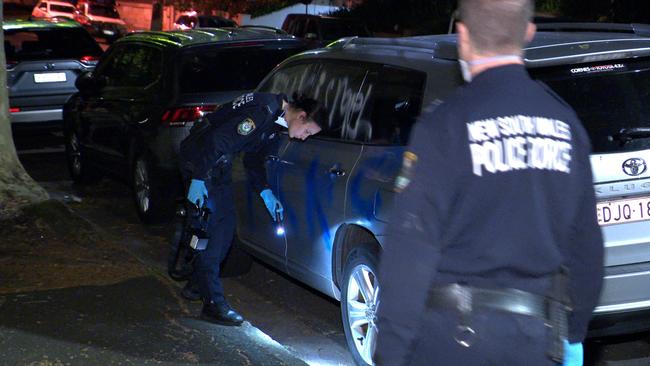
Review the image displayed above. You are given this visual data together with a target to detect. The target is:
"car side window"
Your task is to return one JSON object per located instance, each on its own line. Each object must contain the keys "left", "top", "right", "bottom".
{"left": 364, "top": 66, "right": 426, "bottom": 145}
{"left": 257, "top": 61, "right": 321, "bottom": 98}
{"left": 95, "top": 44, "right": 162, "bottom": 90}
{"left": 304, "top": 19, "right": 319, "bottom": 39}
{"left": 314, "top": 61, "right": 374, "bottom": 141}
{"left": 39, "top": 2, "right": 47, "bottom": 9}
{"left": 292, "top": 18, "right": 306, "bottom": 38}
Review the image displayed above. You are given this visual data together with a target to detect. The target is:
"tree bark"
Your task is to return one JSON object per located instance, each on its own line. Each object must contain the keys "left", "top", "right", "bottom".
{"left": 0, "top": 3, "right": 49, "bottom": 218}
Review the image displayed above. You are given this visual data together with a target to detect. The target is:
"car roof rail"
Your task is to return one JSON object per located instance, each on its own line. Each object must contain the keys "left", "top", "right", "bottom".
{"left": 335, "top": 36, "right": 458, "bottom": 59}
{"left": 238, "top": 25, "right": 288, "bottom": 35}
{"left": 536, "top": 22, "right": 650, "bottom": 37}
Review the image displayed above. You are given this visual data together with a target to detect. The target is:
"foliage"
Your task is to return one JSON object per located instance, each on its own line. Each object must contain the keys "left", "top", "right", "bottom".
{"left": 332, "top": 0, "right": 457, "bottom": 35}
{"left": 333, "top": 0, "right": 650, "bottom": 36}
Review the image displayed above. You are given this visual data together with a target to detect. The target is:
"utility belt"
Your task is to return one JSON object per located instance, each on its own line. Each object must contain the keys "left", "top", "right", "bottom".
{"left": 427, "top": 281, "right": 570, "bottom": 362}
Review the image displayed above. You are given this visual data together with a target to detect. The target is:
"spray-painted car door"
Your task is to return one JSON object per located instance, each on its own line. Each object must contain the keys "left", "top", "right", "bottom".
{"left": 278, "top": 61, "right": 375, "bottom": 287}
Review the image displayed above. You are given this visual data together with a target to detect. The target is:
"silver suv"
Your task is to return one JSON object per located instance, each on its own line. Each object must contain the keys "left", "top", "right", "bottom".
{"left": 233, "top": 23, "right": 650, "bottom": 365}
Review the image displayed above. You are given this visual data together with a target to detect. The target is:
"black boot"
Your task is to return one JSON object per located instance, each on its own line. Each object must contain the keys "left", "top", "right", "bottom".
{"left": 181, "top": 281, "right": 201, "bottom": 301}
{"left": 201, "top": 301, "right": 244, "bottom": 326}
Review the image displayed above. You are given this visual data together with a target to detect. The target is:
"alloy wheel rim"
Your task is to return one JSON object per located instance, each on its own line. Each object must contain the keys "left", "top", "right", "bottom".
{"left": 346, "top": 264, "right": 379, "bottom": 365}
{"left": 134, "top": 159, "right": 150, "bottom": 213}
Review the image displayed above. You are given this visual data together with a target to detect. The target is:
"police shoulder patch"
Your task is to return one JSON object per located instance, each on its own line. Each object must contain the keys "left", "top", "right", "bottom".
{"left": 237, "top": 118, "right": 256, "bottom": 135}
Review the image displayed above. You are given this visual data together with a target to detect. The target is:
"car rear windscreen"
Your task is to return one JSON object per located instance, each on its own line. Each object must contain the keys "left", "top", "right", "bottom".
{"left": 178, "top": 44, "right": 304, "bottom": 94}
{"left": 4, "top": 27, "right": 103, "bottom": 61}
{"left": 532, "top": 59, "right": 650, "bottom": 154}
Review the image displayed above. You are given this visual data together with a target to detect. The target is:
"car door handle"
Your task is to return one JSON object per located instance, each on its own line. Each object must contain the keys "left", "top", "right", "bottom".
{"left": 266, "top": 155, "right": 279, "bottom": 162}
{"left": 329, "top": 166, "right": 346, "bottom": 177}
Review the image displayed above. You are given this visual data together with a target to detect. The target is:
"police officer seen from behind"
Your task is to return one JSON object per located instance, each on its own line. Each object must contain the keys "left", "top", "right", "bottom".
{"left": 375, "top": 0, "right": 604, "bottom": 365}
{"left": 179, "top": 92, "right": 323, "bottom": 325}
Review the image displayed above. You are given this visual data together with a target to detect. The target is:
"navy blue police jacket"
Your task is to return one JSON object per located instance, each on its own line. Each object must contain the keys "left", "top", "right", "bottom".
{"left": 376, "top": 64, "right": 604, "bottom": 365}
{"left": 179, "top": 92, "right": 284, "bottom": 193}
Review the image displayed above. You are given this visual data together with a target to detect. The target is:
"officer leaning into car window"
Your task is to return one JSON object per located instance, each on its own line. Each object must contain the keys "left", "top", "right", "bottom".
{"left": 375, "top": 0, "right": 604, "bottom": 365}
{"left": 178, "top": 92, "right": 323, "bottom": 325}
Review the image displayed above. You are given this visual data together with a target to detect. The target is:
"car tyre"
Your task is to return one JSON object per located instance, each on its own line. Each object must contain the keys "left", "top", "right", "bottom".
{"left": 131, "top": 151, "right": 173, "bottom": 224}
{"left": 341, "top": 246, "right": 380, "bottom": 366}
{"left": 65, "top": 130, "right": 99, "bottom": 184}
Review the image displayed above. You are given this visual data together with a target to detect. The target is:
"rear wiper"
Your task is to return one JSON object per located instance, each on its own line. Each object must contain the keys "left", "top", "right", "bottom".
{"left": 609, "top": 127, "right": 650, "bottom": 146}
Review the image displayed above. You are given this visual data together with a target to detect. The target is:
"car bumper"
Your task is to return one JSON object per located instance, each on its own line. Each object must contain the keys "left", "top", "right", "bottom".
{"left": 589, "top": 263, "right": 650, "bottom": 337}
{"left": 10, "top": 108, "right": 63, "bottom": 124}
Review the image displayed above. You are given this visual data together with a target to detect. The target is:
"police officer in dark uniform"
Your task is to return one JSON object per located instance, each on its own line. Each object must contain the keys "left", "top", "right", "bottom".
{"left": 375, "top": 0, "right": 604, "bottom": 365}
{"left": 179, "top": 92, "right": 323, "bottom": 325}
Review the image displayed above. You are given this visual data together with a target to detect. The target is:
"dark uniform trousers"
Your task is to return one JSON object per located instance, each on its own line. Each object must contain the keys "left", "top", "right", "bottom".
{"left": 192, "top": 175, "right": 236, "bottom": 305}
{"left": 405, "top": 308, "right": 558, "bottom": 366}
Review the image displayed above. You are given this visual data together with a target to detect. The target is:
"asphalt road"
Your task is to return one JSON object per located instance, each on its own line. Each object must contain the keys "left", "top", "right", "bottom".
{"left": 12, "top": 129, "right": 354, "bottom": 366}
{"left": 12, "top": 129, "right": 650, "bottom": 366}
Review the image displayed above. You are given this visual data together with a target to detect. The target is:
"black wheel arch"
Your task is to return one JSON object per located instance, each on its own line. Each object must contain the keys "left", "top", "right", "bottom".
{"left": 332, "top": 223, "right": 382, "bottom": 290}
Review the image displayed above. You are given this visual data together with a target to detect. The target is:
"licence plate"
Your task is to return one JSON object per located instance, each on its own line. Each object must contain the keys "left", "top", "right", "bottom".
{"left": 34, "top": 72, "right": 66, "bottom": 83}
{"left": 597, "top": 196, "right": 650, "bottom": 226}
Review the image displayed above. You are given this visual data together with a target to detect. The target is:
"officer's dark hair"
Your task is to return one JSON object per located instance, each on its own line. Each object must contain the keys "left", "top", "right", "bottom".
{"left": 458, "top": 0, "right": 533, "bottom": 55}
{"left": 287, "top": 92, "right": 325, "bottom": 129}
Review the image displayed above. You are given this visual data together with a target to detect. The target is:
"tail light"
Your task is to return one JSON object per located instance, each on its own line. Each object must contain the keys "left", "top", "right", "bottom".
{"left": 161, "top": 105, "right": 218, "bottom": 127}
{"left": 80, "top": 55, "right": 99, "bottom": 66}
{"left": 9, "top": 107, "right": 20, "bottom": 113}
{"left": 6, "top": 60, "right": 19, "bottom": 69}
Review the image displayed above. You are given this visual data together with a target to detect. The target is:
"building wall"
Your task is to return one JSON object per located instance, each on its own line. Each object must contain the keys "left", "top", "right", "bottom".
{"left": 116, "top": 1, "right": 152, "bottom": 31}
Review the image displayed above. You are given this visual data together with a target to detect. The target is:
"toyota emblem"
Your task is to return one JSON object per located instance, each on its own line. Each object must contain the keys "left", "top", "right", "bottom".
{"left": 622, "top": 158, "right": 647, "bottom": 176}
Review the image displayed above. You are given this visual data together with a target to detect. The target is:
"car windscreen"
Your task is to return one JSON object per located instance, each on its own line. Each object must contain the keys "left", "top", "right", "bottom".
{"left": 4, "top": 27, "right": 103, "bottom": 61}
{"left": 89, "top": 4, "right": 120, "bottom": 18}
{"left": 50, "top": 4, "right": 75, "bottom": 13}
{"left": 319, "top": 18, "right": 370, "bottom": 40}
{"left": 178, "top": 44, "right": 303, "bottom": 93}
{"left": 531, "top": 58, "right": 650, "bottom": 154}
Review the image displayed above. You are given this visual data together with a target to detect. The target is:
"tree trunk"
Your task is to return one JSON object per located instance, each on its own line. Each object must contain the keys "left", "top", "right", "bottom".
{"left": 0, "top": 3, "right": 49, "bottom": 218}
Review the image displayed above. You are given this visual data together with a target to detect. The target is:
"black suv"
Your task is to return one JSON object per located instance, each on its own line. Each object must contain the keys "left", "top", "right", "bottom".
{"left": 281, "top": 13, "right": 371, "bottom": 48}
{"left": 63, "top": 28, "right": 307, "bottom": 223}
{"left": 232, "top": 24, "right": 650, "bottom": 365}
{"left": 4, "top": 18, "right": 103, "bottom": 129}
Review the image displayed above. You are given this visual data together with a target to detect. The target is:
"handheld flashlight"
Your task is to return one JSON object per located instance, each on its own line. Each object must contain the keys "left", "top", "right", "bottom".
{"left": 275, "top": 210, "right": 285, "bottom": 236}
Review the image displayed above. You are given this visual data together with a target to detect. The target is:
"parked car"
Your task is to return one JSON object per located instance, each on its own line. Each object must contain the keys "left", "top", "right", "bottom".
{"left": 31, "top": 0, "right": 76, "bottom": 19}
{"left": 281, "top": 13, "right": 371, "bottom": 48}
{"left": 232, "top": 24, "right": 650, "bottom": 365}
{"left": 63, "top": 28, "right": 307, "bottom": 223}
{"left": 74, "top": 0, "right": 129, "bottom": 43}
{"left": 4, "top": 18, "right": 103, "bottom": 130}
{"left": 173, "top": 13, "right": 237, "bottom": 30}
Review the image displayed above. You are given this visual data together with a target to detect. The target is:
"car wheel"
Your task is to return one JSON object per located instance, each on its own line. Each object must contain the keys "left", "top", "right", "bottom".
{"left": 131, "top": 151, "right": 172, "bottom": 224}
{"left": 341, "top": 246, "right": 380, "bottom": 366}
{"left": 65, "top": 130, "right": 98, "bottom": 183}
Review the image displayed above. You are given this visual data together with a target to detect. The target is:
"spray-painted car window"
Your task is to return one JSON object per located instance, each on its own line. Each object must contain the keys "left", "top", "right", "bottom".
{"left": 259, "top": 59, "right": 376, "bottom": 142}
{"left": 313, "top": 61, "right": 374, "bottom": 141}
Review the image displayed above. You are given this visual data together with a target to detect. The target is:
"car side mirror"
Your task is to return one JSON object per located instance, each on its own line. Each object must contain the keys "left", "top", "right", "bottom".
{"left": 304, "top": 32, "right": 318, "bottom": 40}
{"left": 75, "top": 71, "right": 105, "bottom": 93}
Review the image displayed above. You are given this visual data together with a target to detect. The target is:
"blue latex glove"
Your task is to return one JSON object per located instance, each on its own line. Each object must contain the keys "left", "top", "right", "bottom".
{"left": 563, "top": 340, "right": 583, "bottom": 366}
{"left": 187, "top": 179, "right": 208, "bottom": 207}
{"left": 260, "top": 189, "right": 283, "bottom": 221}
